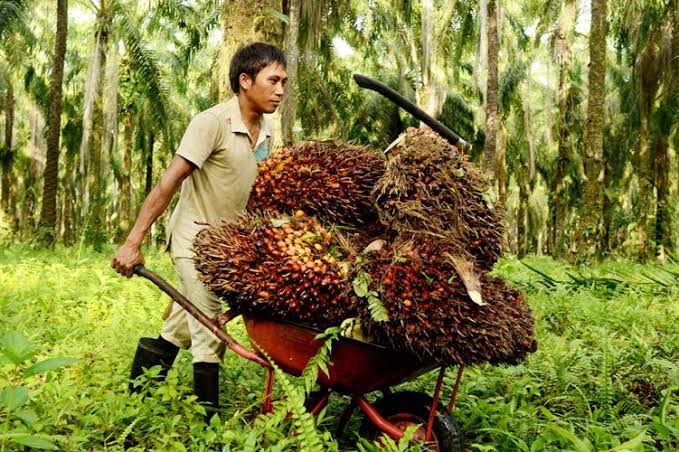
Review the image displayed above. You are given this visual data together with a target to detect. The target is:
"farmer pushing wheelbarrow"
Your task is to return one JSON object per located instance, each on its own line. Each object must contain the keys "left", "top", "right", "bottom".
{"left": 113, "top": 35, "right": 536, "bottom": 449}
{"left": 112, "top": 42, "right": 288, "bottom": 418}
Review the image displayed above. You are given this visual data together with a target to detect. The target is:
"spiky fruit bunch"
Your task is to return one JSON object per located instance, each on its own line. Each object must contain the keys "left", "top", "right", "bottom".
{"left": 248, "top": 142, "right": 385, "bottom": 226}
{"left": 373, "top": 128, "right": 504, "bottom": 270}
{"left": 357, "top": 236, "right": 536, "bottom": 366}
{"left": 193, "top": 213, "right": 355, "bottom": 328}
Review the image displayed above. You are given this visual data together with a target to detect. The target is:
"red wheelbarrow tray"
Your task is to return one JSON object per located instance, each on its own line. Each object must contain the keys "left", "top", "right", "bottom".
{"left": 134, "top": 264, "right": 465, "bottom": 443}
{"left": 243, "top": 314, "right": 435, "bottom": 394}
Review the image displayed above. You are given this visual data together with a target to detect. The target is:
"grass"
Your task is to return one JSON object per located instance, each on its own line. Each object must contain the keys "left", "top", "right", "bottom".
{"left": 0, "top": 245, "right": 677, "bottom": 450}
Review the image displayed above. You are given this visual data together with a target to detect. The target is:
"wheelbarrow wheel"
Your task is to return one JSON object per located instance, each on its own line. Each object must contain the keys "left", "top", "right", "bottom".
{"left": 360, "top": 391, "right": 463, "bottom": 452}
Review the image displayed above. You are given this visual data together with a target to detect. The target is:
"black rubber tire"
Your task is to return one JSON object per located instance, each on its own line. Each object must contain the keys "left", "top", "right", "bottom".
{"left": 360, "top": 391, "right": 463, "bottom": 452}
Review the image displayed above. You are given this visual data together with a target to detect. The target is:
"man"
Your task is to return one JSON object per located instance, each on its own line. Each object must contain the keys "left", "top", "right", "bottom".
{"left": 112, "top": 42, "right": 287, "bottom": 415}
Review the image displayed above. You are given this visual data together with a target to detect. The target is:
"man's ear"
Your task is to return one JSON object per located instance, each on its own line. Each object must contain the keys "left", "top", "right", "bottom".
{"left": 239, "top": 73, "right": 252, "bottom": 92}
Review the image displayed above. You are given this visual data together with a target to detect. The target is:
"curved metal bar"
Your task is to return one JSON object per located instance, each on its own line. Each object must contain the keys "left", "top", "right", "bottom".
{"left": 133, "top": 264, "right": 271, "bottom": 369}
{"left": 353, "top": 395, "right": 404, "bottom": 440}
{"left": 425, "top": 367, "right": 446, "bottom": 441}
{"left": 353, "top": 73, "right": 472, "bottom": 152}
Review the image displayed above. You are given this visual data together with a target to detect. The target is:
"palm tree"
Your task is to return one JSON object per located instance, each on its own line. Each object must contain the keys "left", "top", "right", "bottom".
{"left": 483, "top": 0, "right": 499, "bottom": 184}
{"left": 280, "top": 0, "right": 300, "bottom": 145}
{"left": 217, "top": 0, "right": 284, "bottom": 100}
{"left": 0, "top": 0, "right": 32, "bottom": 221}
{"left": 576, "top": 0, "right": 608, "bottom": 258}
{"left": 611, "top": 0, "right": 679, "bottom": 258}
{"left": 37, "top": 0, "right": 68, "bottom": 244}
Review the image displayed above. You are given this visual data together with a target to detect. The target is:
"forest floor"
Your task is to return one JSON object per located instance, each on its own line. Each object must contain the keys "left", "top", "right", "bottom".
{"left": 0, "top": 245, "right": 677, "bottom": 451}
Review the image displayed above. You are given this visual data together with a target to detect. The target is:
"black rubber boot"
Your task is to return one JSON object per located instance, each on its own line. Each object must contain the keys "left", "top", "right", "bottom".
{"left": 193, "top": 362, "right": 220, "bottom": 421}
{"left": 129, "top": 336, "right": 179, "bottom": 393}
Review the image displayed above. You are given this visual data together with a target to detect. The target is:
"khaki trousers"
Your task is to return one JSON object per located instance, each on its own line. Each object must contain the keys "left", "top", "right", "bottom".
{"left": 160, "top": 255, "right": 225, "bottom": 363}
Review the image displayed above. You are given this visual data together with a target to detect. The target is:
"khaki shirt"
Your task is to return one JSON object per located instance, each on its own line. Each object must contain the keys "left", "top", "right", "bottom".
{"left": 167, "top": 96, "right": 273, "bottom": 258}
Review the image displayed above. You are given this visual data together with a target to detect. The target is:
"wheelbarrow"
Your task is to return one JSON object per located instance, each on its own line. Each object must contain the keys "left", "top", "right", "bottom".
{"left": 131, "top": 74, "right": 473, "bottom": 450}
{"left": 134, "top": 264, "right": 466, "bottom": 451}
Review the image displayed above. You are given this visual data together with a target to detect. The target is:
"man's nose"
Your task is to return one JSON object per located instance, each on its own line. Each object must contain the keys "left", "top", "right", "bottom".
{"left": 275, "top": 82, "right": 285, "bottom": 97}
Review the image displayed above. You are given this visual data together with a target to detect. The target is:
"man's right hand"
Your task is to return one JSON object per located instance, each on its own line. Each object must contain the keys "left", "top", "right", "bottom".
{"left": 112, "top": 242, "right": 145, "bottom": 278}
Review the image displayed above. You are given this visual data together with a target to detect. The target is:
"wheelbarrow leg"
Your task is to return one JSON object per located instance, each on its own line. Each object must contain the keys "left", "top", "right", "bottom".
{"left": 447, "top": 366, "right": 465, "bottom": 413}
{"left": 307, "top": 388, "right": 330, "bottom": 416}
{"left": 262, "top": 367, "right": 275, "bottom": 414}
{"left": 425, "top": 367, "right": 446, "bottom": 442}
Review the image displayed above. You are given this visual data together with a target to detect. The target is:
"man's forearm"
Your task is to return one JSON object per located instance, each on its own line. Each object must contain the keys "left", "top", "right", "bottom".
{"left": 120, "top": 154, "right": 194, "bottom": 250}
{"left": 125, "top": 184, "right": 176, "bottom": 248}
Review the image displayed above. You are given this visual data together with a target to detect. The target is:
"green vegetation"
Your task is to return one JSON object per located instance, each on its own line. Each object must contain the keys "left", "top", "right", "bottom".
{"left": 1, "top": 245, "right": 677, "bottom": 450}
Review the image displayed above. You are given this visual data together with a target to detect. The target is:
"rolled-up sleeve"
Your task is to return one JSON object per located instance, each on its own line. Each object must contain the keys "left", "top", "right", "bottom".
{"left": 176, "top": 112, "right": 221, "bottom": 169}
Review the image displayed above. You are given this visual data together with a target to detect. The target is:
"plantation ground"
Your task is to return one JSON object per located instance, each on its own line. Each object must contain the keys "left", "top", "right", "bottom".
{"left": 0, "top": 245, "right": 678, "bottom": 451}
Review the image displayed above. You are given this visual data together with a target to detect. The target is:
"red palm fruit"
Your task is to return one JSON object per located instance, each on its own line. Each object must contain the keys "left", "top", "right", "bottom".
{"left": 248, "top": 142, "right": 385, "bottom": 226}
{"left": 193, "top": 213, "right": 356, "bottom": 328}
{"left": 356, "top": 234, "right": 536, "bottom": 366}
{"left": 373, "top": 127, "right": 504, "bottom": 270}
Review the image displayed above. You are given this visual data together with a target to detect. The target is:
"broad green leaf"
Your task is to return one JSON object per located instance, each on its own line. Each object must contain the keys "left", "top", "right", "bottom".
{"left": 1, "top": 331, "right": 34, "bottom": 365}
{"left": 0, "top": 385, "right": 29, "bottom": 410}
{"left": 352, "top": 271, "right": 371, "bottom": 297}
{"left": 24, "top": 357, "right": 79, "bottom": 377}
{"left": 605, "top": 429, "right": 647, "bottom": 451}
{"left": 547, "top": 424, "right": 591, "bottom": 452}
{"left": 14, "top": 408, "right": 38, "bottom": 425}
{"left": 269, "top": 10, "right": 290, "bottom": 24}
{"left": 12, "top": 434, "right": 58, "bottom": 450}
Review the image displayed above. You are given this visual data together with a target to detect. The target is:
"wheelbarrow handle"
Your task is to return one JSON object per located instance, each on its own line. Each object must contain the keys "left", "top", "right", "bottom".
{"left": 352, "top": 73, "right": 471, "bottom": 152}
{"left": 132, "top": 264, "right": 271, "bottom": 369}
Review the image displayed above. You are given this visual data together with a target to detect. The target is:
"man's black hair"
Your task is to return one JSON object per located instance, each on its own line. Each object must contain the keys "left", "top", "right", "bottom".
{"left": 229, "top": 42, "right": 286, "bottom": 94}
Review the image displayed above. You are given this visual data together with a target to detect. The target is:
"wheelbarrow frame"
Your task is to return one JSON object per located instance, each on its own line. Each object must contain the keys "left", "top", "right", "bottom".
{"left": 134, "top": 265, "right": 465, "bottom": 443}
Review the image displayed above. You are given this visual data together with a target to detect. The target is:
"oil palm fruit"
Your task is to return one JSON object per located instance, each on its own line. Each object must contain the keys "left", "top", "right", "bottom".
{"left": 193, "top": 213, "right": 355, "bottom": 328}
{"left": 249, "top": 142, "right": 385, "bottom": 227}
{"left": 357, "top": 234, "right": 536, "bottom": 366}
{"left": 373, "top": 128, "right": 504, "bottom": 270}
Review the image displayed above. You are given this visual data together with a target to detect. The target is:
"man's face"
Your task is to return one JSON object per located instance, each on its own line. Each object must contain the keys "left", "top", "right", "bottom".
{"left": 240, "top": 63, "right": 288, "bottom": 114}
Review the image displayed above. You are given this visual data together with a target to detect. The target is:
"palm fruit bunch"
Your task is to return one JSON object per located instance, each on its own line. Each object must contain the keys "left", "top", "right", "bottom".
{"left": 193, "top": 212, "right": 355, "bottom": 328}
{"left": 248, "top": 142, "right": 385, "bottom": 226}
{"left": 356, "top": 235, "right": 537, "bottom": 366}
{"left": 373, "top": 127, "right": 504, "bottom": 270}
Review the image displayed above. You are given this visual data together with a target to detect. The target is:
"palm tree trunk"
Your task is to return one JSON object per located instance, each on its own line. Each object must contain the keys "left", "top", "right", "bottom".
{"left": 654, "top": 136, "right": 670, "bottom": 259}
{"left": 636, "top": 52, "right": 657, "bottom": 260}
{"left": 478, "top": 0, "right": 488, "bottom": 105}
{"left": 86, "top": 5, "right": 110, "bottom": 252}
{"left": 118, "top": 109, "right": 133, "bottom": 242}
{"left": 497, "top": 126, "right": 507, "bottom": 207}
{"left": 218, "top": 0, "right": 270, "bottom": 100}
{"left": 548, "top": 1, "right": 576, "bottom": 257}
{"left": 601, "top": 140, "right": 613, "bottom": 256}
{"left": 1, "top": 79, "right": 14, "bottom": 214}
{"left": 62, "top": 149, "right": 76, "bottom": 245}
{"left": 483, "top": 0, "right": 499, "bottom": 180}
{"left": 78, "top": 31, "right": 102, "bottom": 226}
{"left": 280, "top": 0, "right": 299, "bottom": 146}
{"left": 576, "top": 0, "right": 607, "bottom": 258}
{"left": 145, "top": 130, "right": 154, "bottom": 197}
{"left": 517, "top": 179, "right": 528, "bottom": 257}
{"left": 418, "top": 0, "right": 436, "bottom": 116}
{"left": 38, "top": 0, "right": 68, "bottom": 244}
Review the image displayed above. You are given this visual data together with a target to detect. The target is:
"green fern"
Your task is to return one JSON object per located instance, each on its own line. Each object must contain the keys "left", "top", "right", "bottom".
{"left": 259, "top": 350, "right": 325, "bottom": 451}
{"left": 301, "top": 327, "right": 340, "bottom": 395}
{"left": 353, "top": 271, "right": 389, "bottom": 322}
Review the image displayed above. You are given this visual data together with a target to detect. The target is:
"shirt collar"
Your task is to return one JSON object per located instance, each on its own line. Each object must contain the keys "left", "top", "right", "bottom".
{"left": 228, "top": 96, "right": 272, "bottom": 144}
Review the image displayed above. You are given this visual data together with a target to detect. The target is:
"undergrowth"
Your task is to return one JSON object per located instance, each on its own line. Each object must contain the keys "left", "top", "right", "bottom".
{"left": 0, "top": 246, "right": 677, "bottom": 450}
